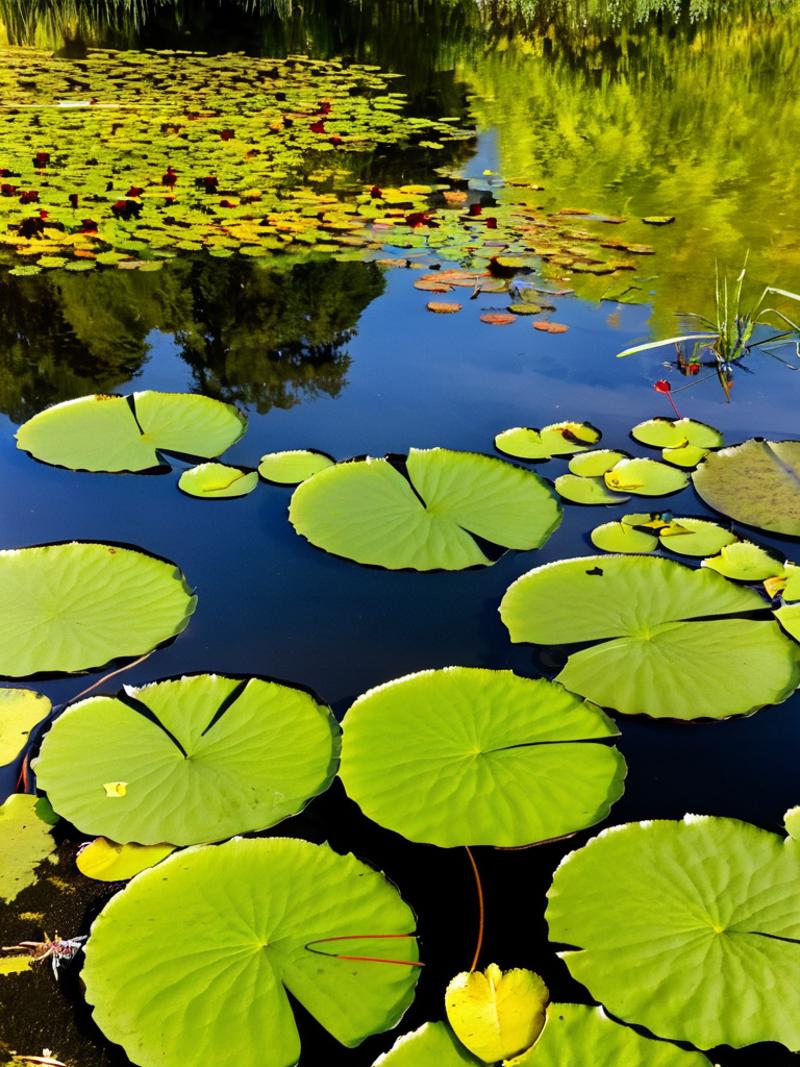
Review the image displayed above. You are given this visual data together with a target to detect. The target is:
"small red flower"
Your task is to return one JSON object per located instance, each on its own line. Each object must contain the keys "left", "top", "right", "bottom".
{"left": 1, "top": 184, "right": 17, "bottom": 197}
{"left": 328, "top": 135, "right": 343, "bottom": 147}
{"left": 406, "top": 211, "right": 433, "bottom": 228}
{"left": 218, "top": 199, "right": 235, "bottom": 208}
{"left": 485, "top": 217, "right": 498, "bottom": 229}
{"left": 80, "top": 218, "right": 98, "bottom": 232}
{"left": 468, "top": 203, "right": 482, "bottom": 217}
{"left": 654, "top": 379, "right": 671, "bottom": 393}
{"left": 370, "top": 185, "right": 382, "bottom": 199}
{"left": 38, "top": 210, "right": 48, "bottom": 219}
{"left": 161, "top": 167, "right": 178, "bottom": 187}
{"left": 686, "top": 363, "right": 700, "bottom": 376}
{"left": 19, "top": 190, "right": 39, "bottom": 204}
{"left": 126, "top": 186, "right": 143, "bottom": 198}
{"left": 220, "top": 129, "right": 235, "bottom": 141}
{"left": 33, "top": 152, "right": 50, "bottom": 168}
{"left": 310, "top": 120, "right": 326, "bottom": 134}
{"left": 317, "top": 101, "right": 332, "bottom": 115}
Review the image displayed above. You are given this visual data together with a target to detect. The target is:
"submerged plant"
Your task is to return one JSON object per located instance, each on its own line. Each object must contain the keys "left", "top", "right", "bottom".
{"left": 617, "top": 259, "right": 800, "bottom": 398}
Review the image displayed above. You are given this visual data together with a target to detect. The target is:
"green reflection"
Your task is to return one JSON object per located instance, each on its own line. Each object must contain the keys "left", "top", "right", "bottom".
{"left": 0, "top": 257, "right": 384, "bottom": 421}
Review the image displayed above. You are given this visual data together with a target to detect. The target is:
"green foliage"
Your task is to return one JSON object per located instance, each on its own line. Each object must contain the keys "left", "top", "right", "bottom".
{"left": 0, "top": 794, "right": 57, "bottom": 903}
{"left": 0, "top": 689, "right": 50, "bottom": 766}
{"left": 547, "top": 814, "right": 800, "bottom": 1050}
{"left": 82, "top": 837, "right": 420, "bottom": 1066}
{"left": 0, "top": 542, "right": 196, "bottom": 676}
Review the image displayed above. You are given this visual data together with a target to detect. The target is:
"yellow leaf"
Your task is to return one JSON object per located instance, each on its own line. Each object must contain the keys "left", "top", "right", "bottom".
{"left": 77, "top": 838, "right": 174, "bottom": 881}
{"left": 445, "top": 963, "right": 549, "bottom": 1062}
{"left": 103, "top": 782, "right": 127, "bottom": 798}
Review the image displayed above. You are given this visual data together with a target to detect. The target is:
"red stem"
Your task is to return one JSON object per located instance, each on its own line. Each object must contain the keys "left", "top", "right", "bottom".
{"left": 465, "top": 846, "right": 485, "bottom": 973}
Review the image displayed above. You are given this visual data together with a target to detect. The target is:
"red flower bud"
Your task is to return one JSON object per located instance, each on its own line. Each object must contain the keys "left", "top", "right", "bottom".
{"left": 654, "top": 379, "right": 672, "bottom": 393}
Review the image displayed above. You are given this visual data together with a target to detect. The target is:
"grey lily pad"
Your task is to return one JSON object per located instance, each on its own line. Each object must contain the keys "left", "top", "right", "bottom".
{"left": 0, "top": 543, "right": 196, "bottom": 677}
{"left": 339, "top": 667, "right": 625, "bottom": 847}
{"left": 34, "top": 674, "right": 339, "bottom": 846}
{"left": 500, "top": 555, "right": 800, "bottom": 719}
{"left": 692, "top": 439, "right": 800, "bottom": 536}
{"left": 289, "top": 449, "right": 561, "bottom": 571}
{"left": 16, "top": 392, "right": 246, "bottom": 473}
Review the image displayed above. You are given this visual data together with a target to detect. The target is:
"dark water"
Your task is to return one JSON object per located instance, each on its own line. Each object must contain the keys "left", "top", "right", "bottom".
{"left": 1, "top": 2, "right": 800, "bottom": 1065}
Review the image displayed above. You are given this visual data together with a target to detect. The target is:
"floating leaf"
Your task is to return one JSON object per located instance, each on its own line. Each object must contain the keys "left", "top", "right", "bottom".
{"left": 533, "top": 322, "right": 569, "bottom": 333}
{"left": 428, "top": 301, "right": 462, "bottom": 314}
{"left": 547, "top": 814, "right": 800, "bottom": 1050}
{"left": 0, "top": 794, "right": 57, "bottom": 903}
{"left": 776, "top": 603, "right": 800, "bottom": 642}
{"left": 500, "top": 554, "right": 800, "bottom": 719}
{"left": 0, "top": 688, "right": 50, "bottom": 765}
{"left": 785, "top": 805, "right": 800, "bottom": 840}
{"left": 657, "top": 517, "right": 738, "bottom": 557}
{"left": 508, "top": 303, "right": 541, "bottom": 315}
{"left": 77, "top": 839, "right": 175, "bottom": 882}
{"left": 178, "top": 463, "right": 258, "bottom": 499}
{"left": 604, "top": 458, "right": 689, "bottom": 496}
{"left": 445, "top": 964, "right": 548, "bottom": 1061}
{"left": 0, "top": 543, "right": 196, "bottom": 677}
{"left": 289, "top": 448, "right": 561, "bottom": 571}
{"left": 258, "top": 450, "right": 335, "bottom": 485}
{"left": 642, "top": 216, "right": 676, "bottom": 225}
{"left": 692, "top": 439, "right": 800, "bottom": 536}
{"left": 34, "top": 674, "right": 339, "bottom": 846}
{"left": 83, "top": 838, "right": 419, "bottom": 1067}
{"left": 17, "top": 392, "right": 246, "bottom": 473}
{"left": 373, "top": 1022, "right": 475, "bottom": 1065}
{"left": 631, "top": 418, "right": 722, "bottom": 469}
{"left": 509, "top": 1003, "right": 712, "bottom": 1066}
{"left": 339, "top": 667, "right": 625, "bottom": 847}
{"left": 495, "top": 423, "right": 601, "bottom": 461}
{"left": 480, "top": 312, "right": 516, "bottom": 325}
{"left": 554, "top": 475, "right": 628, "bottom": 505}
{"left": 568, "top": 450, "right": 629, "bottom": 477}
{"left": 702, "top": 541, "right": 785, "bottom": 581}
{"left": 590, "top": 522, "right": 657, "bottom": 554}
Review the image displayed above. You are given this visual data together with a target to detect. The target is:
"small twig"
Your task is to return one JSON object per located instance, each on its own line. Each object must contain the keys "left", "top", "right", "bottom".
{"left": 465, "top": 846, "right": 485, "bottom": 973}
{"left": 67, "top": 651, "right": 154, "bottom": 707}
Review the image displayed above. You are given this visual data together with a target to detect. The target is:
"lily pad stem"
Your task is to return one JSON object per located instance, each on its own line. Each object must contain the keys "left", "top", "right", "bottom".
{"left": 465, "top": 846, "right": 485, "bottom": 973}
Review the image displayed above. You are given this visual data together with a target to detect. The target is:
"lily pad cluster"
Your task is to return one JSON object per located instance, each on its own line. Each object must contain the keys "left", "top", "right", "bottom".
{"left": 631, "top": 417, "right": 723, "bottom": 468}
{"left": 0, "top": 47, "right": 468, "bottom": 274}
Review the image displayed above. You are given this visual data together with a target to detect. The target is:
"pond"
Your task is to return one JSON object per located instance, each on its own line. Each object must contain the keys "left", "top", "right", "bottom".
{"left": 1, "top": 1, "right": 799, "bottom": 1065}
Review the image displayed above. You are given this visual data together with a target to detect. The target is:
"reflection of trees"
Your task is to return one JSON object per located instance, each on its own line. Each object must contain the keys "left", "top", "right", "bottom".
{"left": 0, "top": 257, "right": 384, "bottom": 422}
{"left": 176, "top": 258, "right": 385, "bottom": 414}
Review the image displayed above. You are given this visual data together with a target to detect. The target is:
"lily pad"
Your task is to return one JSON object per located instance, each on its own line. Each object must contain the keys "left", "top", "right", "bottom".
{"left": 692, "top": 439, "right": 800, "bottom": 536}
{"left": 339, "top": 667, "right": 625, "bottom": 847}
{"left": 604, "top": 458, "right": 689, "bottom": 496}
{"left": 495, "top": 423, "right": 601, "bottom": 461}
{"left": 632, "top": 418, "right": 722, "bottom": 450}
{"left": 657, "top": 517, "right": 738, "bottom": 557}
{"left": 289, "top": 449, "right": 561, "bottom": 571}
{"left": 0, "top": 543, "right": 196, "bottom": 677}
{"left": 776, "top": 603, "right": 800, "bottom": 642}
{"left": 178, "top": 463, "right": 258, "bottom": 499}
{"left": 374, "top": 1022, "right": 475, "bottom": 1065}
{"left": 258, "top": 450, "right": 335, "bottom": 485}
{"left": 554, "top": 475, "right": 628, "bottom": 505}
{"left": 568, "top": 450, "right": 629, "bottom": 477}
{"left": 590, "top": 522, "right": 657, "bottom": 554}
{"left": 445, "top": 964, "right": 548, "bottom": 1061}
{"left": 546, "top": 813, "right": 800, "bottom": 1050}
{"left": 34, "top": 674, "right": 339, "bottom": 846}
{"left": 702, "top": 541, "right": 785, "bottom": 582}
{"left": 509, "top": 1004, "right": 713, "bottom": 1066}
{"left": 0, "top": 794, "right": 57, "bottom": 903}
{"left": 77, "top": 839, "right": 176, "bottom": 882}
{"left": 500, "top": 554, "right": 800, "bottom": 719}
{"left": 0, "top": 688, "right": 50, "bottom": 765}
{"left": 83, "top": 837, "right": 419, "bottom": 1067}
{"left": 17, "top": 391, "right": 246, "bottom": 473}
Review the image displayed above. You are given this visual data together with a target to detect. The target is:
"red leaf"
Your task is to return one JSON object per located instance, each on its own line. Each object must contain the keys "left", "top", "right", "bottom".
{"left": 328, "top": 135, "right": 343, "bottom": 146}
{"left": 317, "top": 101, "right": 332, "bottom": 115}
{"left": 220, "top": 129, "right": 235, "bottom": 141}
{"left": 80, "top": 218, "right": 98, "bottom": 232}
{"left": 33, "top": 152, "right": 50, "bottom": 167}
{"left": 485, "top": 217, "right": 498, "bottom": 230}
{"left": 310, "top": 120, "right": 326, "bottom": 134}
{"left": 1, "top": 184, "right": 17, "bottom": 197}
{"left": 370, "top": 185, "right": 383, "bottom": 199}
{"left": 161, "top": 167, "right": 178, "bottom": 187}
{"left": 126, "top": 186, "right": 143, "bottom": 197}
{"left": 19, "top": 190, "right": 39, "bottom": 204}
{"left": 468, "top": 203, "right": 482, "bottom": 217}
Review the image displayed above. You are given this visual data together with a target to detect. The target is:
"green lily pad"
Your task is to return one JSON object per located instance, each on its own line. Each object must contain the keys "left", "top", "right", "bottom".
{"left": 77, "top": 839, "right": 176, "bottom": 882}
{"left": 702, "top": 541, "right": 786, "bottom": 582}
{"left": 776, "top": 603, "right": 800, "bottom": 642}
{"left": 17, "top": 391, "right": 246, "bottom": 473}
{"left": 178, "top": 463, "right": 258, "bottom": 499}
{"left": 568, "top": 450, "right": 629, "bottom": 477}
{"left": 785, "top": 806, "right": 800, "bottom": 840}
{"left": 0, "top": 543, "right": 196, "bottom": 677}
{"left": 83, "top": 838, "right": 419, "bottom": 1067}
{"left": 339, "top": 667, "right": 625, "bottom": 847}
{"left": 373, "top": 1022, "right": 475, "bottom": 1066}
{"left": 495, "top": 423, "right": 601, "bottom": 461}
{"left": 662, "top": 443, "right": 710, "bottom": 469}
{"left": 590, "top": 522, "right": 658, "bottom": 554}
{"left": 546, "top": 813, "right": 800, "bottom": 1050}
{"left": 554, "top": 475, "right": 629, "bottom": 505}
{"left": 509, "top": 1004, "right": 713, "bottom": 1066}
{"left": 692, "top": 439, "right": 800, "bottom": 536}
{"left": 500, "top": 554, "right": 800, "bottom": 719}
{"left": 604, "top": 458, "right": 689, "bottom": 496}
{"left": 289, "top": 449, "right": 561, "bottom": 571}
{"left": 508, "top": 303, "right": 542, "bottom": 315}
{"left": 0, "top": 688, "right": 50, "bottom": 765}
{"left": 34, "top": 674, "right": 339, "bottom": 846}
{"left": 657, "top": 517, "right": 738, "bottom": 557}
{"left": 0, "top": 794, "right": 57, "bottom": 903}
{"left": 258, "top": 450, "right": 335, "bottom": 485}
{"left": 631, "top": 417, "right": 722, "bottom": 451}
